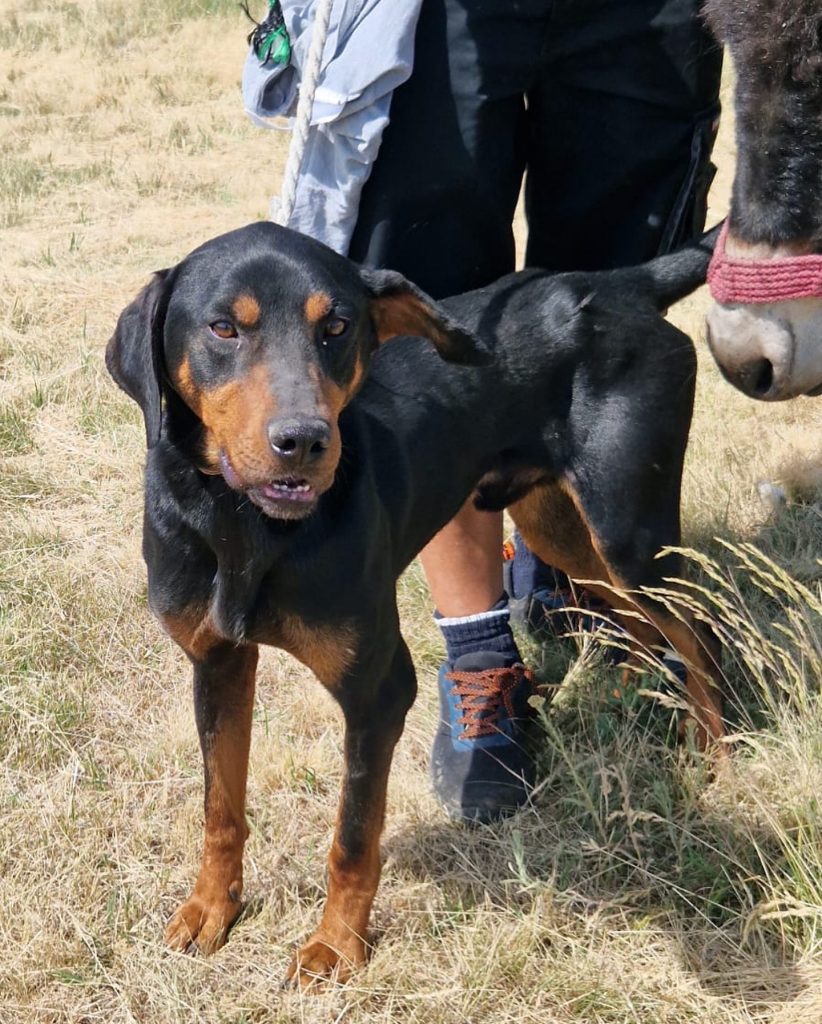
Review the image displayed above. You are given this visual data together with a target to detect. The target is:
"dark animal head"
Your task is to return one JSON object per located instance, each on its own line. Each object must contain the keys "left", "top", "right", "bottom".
{"left": 702, "top": 0, "right": 822, "bottom": 400}
{"left": 106, "top": 222, "right": 485, "bottom": 520}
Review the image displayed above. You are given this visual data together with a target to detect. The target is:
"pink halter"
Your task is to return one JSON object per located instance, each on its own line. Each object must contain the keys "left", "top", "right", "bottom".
{"left": 707, "top": 220, "right": 822, "bottom": 305}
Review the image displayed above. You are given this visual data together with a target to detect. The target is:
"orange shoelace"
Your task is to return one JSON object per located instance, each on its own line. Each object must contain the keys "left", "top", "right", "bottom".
{"left": 446, "top": 665, "right": 532, "bottom": 740}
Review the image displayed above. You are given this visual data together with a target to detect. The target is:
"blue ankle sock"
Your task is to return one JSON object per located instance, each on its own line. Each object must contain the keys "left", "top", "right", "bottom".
{"left": 509, "top": 529, "right": 566, "bottom": 600}
{"left": 435, "top": 595, "right": 521, "bottom": 665}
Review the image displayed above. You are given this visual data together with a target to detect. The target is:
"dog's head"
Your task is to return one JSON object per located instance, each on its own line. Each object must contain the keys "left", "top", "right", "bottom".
{"left": 106, "top": 222, "right": 486, "bottom": 521}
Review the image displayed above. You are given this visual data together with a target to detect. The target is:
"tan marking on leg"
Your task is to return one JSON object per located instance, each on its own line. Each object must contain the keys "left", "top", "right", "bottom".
{"left": 278, "top": 615, "right": 358, "bottom": 688}
{"left": 161, "top": 604, "right": 220, "bottom": 661}
{"left": 509, "top": 481, "right": 611, "bottom": 583}
{"left": 582, "top": 541, "right": 724, "bottom": 751}
{"left": 288, "top": 835, "right": 380, "bottom": 987}
{"left": 631, "top": 612, "right": 725, "bottom": 753}
{"left": 287, "top": 726, "right": 398, "bottom": 989}
{"left": 166, "top": 645, "right": 258, "bottom": 955}
{"left": 511, "top": 481, "right": 725, "bottom": 750}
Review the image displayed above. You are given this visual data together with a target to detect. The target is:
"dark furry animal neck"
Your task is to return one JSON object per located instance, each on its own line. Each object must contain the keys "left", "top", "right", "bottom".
{"left": 705, "top": 0, "right": 822, "bottom": 246}
{"left": 704, "top": 0, "right": 822, "bottom": 86}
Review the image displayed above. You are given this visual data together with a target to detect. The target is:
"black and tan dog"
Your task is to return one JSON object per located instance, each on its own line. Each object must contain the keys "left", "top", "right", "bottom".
{"left": 107, "top": 221, "right": 724, "bottom": 986}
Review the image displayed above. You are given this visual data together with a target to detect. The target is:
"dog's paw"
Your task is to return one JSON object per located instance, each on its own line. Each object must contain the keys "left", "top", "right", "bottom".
{"left": 284, "top": 934, "right": 367, "bottom": 990}
{"left": 164, "top": 891, "right": 242, "bottom": 955}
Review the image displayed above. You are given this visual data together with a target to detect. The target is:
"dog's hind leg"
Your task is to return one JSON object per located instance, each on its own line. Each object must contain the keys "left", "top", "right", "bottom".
{"left": 286, "top": 635, "right": 417, "bottom": 988}
{"left": 510, "top": 477, "right": 725, "bottom": 753}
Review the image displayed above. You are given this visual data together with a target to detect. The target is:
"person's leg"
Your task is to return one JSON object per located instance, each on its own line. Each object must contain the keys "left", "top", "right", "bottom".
{"left": 349, "top": 0, "right": 540, "bottom": 296}
{"left": 489, "top": 0, "right": 720, "bottom": 638}
{"left": 417, "top": 500, "right": 503, "bottom": 618}
{"left": 349, "top": 0, "right": 550, "bottom": 820}
{"left": 524, "top": 0, "right": 723, "bottom": 272}
{"left": 350, "top": 0, "right": 532, "bottom": 628}
{"left": 511, "top": 0, "right": 722, "bottom": 646}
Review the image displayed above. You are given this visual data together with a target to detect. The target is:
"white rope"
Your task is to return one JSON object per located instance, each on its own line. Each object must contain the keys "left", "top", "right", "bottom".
{"left": 272, "top": 0, "right": 336, "bottom": 226}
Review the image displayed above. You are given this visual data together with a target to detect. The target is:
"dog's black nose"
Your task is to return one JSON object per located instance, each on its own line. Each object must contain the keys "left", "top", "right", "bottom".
{"left": 268, "top": 417, "right": 331, "bottom": 462}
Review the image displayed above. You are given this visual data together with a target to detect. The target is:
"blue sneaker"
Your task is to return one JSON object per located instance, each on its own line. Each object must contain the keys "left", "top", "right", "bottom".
{"left": 431, "top": 652, "right": 535, "bottom": 823}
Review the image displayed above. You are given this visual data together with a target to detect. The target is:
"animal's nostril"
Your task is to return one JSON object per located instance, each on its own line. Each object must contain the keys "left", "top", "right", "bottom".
{"left": 742, "top": 357, "right": 774, "bottom": 396}
{"left": 269, "top": 427, "right": 299, "bottom": 456}
{"left": 274, "top": 435, "right": 298, "bottom": 455}
{"left": 306, "top": 421, "right": 331, "bottom": 454}
{"left": 753, "top": 359, "right": 774, "bottom": 395}
{"left": 268, "top": 418, "right": 331, "bottom": 460}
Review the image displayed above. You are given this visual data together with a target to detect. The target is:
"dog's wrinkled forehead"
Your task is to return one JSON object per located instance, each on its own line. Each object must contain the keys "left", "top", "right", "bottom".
{"left": 169, "top": 222, "right": 367, "bottom": 327}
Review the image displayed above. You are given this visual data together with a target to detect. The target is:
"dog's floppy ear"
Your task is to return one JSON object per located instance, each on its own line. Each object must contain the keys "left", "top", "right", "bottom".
{"left": 361, "top": 268, "right": 489, "bottom": 365}
{"left": 106, "top": 269, "right": 175, "bottom": 448}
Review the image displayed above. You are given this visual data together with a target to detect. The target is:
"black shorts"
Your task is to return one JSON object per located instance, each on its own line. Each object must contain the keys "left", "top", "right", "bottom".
{"left": 348, "top": 0, "right": 723, "bottom": 298}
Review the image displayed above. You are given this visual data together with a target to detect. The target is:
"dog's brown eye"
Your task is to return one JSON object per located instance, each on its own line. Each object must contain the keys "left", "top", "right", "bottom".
{"left": 209, "top": 320, "right": 237, "bottom": 340}
{"left": 324, "top": 316, "right": 349, "bottom": 339}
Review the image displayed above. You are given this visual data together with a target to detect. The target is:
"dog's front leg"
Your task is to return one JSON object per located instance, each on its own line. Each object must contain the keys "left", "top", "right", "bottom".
{"left": 287, "top": 638, "right": 417, "bottom": 988}
{"left": 164, "top": 626, "right": 259, "bottom": 955}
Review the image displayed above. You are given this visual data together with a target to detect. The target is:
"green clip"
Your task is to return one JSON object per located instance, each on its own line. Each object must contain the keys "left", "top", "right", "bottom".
{"left": 258, "top": 24, "right": 291, "bottom": 66}
{"left": 254, "top": 0, "right": 292, "bottom": 66}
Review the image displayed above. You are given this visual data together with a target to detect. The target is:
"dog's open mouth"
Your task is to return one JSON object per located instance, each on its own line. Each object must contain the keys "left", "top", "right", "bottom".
{"left": 218, "top": 452, "right": 323, "bottom": 519}
{"left": 248, "top": 477, "right": 318, "bottom": 519}
{"left": 260, "top": 477, "right": 315, "bottom": 503}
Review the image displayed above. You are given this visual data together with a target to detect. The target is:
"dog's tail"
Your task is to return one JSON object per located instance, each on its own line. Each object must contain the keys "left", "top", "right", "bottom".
{"left": 625, "top": 222, "right": 722, "bottom": 311}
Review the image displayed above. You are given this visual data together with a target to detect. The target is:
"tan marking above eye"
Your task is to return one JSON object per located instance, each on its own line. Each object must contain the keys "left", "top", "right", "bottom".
{"left": 232, "top": 293, "right": 262, "bottom": 329}
{"left": 304, "top": 292, "right": 333, "bottom": 323}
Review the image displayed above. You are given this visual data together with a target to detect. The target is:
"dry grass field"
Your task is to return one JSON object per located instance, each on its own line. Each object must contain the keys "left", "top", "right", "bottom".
{"left": 2, "top": 1, "right": 822, "bottom": 1021}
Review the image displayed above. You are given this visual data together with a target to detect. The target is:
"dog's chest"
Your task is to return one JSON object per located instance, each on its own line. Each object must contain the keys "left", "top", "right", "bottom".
{"left": 201, "top": 536, "right": 362, "bottom": 689}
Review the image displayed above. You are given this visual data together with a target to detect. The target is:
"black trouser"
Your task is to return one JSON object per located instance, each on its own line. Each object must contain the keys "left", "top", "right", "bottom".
{"left": 348, "top": 0, "right": 722, "bottom": 298}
